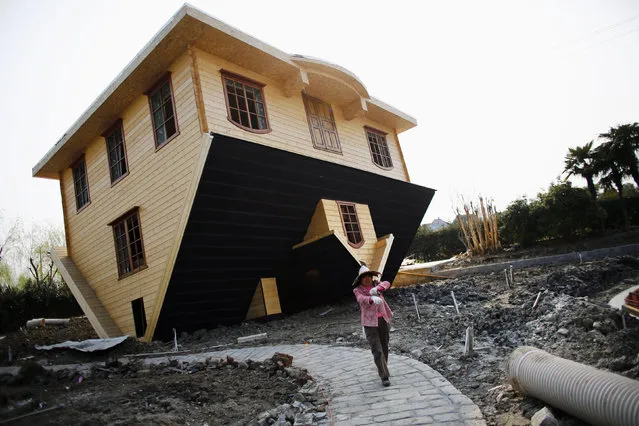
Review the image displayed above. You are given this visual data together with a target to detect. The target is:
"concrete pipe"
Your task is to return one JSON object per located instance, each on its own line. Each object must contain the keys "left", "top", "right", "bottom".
{"left": 507, "top": 346, "right": 639, "bottom": 426}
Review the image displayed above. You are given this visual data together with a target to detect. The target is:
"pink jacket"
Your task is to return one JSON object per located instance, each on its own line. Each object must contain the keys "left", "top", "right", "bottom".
{"left": 353, "top": 281, "right": 393, "bottom": 327}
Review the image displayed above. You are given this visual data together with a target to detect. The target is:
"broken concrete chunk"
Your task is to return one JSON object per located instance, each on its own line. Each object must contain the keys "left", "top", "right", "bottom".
{"left": 293, "top": 413, "right": 313, "bottom": 426}
{"left": 237, "top": 332, "right": 267, "bottom": 344}
{"left": 556, "top": 328, "right": 569, "bottom": 336}
{"left": 531, "top": 407, "right": 559, "bottom": 426}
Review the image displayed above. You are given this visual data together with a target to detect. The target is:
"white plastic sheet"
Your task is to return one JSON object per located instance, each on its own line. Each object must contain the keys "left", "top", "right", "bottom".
{"left": 35, "top": 335, "right": 128, "bottom": 352}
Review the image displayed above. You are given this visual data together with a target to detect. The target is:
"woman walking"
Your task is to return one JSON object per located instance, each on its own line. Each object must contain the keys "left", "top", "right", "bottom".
{"left": 352, "top": 264, "right": 393, "bottom": 386}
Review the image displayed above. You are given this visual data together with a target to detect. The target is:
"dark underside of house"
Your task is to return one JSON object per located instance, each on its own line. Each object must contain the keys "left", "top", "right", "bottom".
{"left": 154, "top": 133, "right": 434, "bottom": 340}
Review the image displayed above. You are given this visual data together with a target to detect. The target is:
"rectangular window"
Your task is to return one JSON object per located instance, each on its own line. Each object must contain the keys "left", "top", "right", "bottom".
{"left": 111, "top": 208, "right": 146, "bottom": 278}
{"left": 148, "top": 76, "right": 178, "bottom": 148}
{"left": 221, "top": 71, "right": 270, "bottom": 133}
{"left": 366, "top": 127, "right": 393, "bottom": 169}
{"left": 303, "top": 94, "right": 342, "bottom": 153}
{"left": 104, "top": 120, "right": 129, "bottom": 184}
{"left": 131, "top": 298, "right": 147, "bottom": 338}
{"left": 337, "top": 202, "right": 364, "bottom": 248}
{"left": 72, "top": 158, "right": 90, "bottom": 212}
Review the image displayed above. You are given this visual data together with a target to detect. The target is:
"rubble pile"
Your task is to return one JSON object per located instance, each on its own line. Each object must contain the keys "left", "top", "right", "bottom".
{"left": 385, "top": 255, "right": 639, "bottom": 424}
{"left": 0, "top": 353, "right": 328, "bottom": 425}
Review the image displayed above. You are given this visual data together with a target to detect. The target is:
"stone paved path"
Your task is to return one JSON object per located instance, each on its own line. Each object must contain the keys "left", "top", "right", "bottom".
{"left": 142, "top": 344, "right": 486, "bottom": 425}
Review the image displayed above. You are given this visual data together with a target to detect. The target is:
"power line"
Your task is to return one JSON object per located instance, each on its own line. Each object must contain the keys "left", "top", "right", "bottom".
{"left": 550, "top": 12, "right": 639, "bottom": 51}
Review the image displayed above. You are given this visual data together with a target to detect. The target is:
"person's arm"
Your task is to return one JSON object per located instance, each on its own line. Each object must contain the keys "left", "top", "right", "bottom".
{"left": 374, "top": 280, "right": 391, "bottom": 293}
{"left": 354, "top": 286, "right": 374, "bottom": 305}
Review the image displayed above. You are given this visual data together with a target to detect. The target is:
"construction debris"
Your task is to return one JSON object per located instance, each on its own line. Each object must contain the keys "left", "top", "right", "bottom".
{"left": 25, "top": 318, "right": 70, "bottom": 328}
{"left": 237, "top": 333, "right": 268, "bottom": 344}
{"left": 35, "top": 336, "right": 128, "bottom": 352}
{"left": 531, "top": 407, "right": 558, "bottom": 426}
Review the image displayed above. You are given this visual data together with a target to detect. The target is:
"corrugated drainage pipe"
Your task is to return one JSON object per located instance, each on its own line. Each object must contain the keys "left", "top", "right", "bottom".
{"left": 507, "top": 346, "right": 639, "bottom": 426}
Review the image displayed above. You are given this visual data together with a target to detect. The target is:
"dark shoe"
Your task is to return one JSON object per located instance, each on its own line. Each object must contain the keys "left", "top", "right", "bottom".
{"left": 382, "top": 378, "right": 391, "bottom": 387}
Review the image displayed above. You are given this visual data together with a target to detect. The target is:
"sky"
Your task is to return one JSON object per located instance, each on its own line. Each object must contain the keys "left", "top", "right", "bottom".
{"left": 0, "top": 0, "right": 638, "bottom": 234}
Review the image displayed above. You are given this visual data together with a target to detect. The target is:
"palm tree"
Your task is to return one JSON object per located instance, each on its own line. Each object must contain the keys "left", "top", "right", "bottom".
{"left": 594, "top": 141, "right": 629, "bottom": 227}
{"left": 563, "top": 141, "right": 598, "bottom": 202}
{"left": 599, "top": 123, "right": 639, "bottom": 188}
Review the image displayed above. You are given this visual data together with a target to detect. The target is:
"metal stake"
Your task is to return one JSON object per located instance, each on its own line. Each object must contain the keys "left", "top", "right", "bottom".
{"left": 412, "top": 293, "right": 421, "bottom": 321}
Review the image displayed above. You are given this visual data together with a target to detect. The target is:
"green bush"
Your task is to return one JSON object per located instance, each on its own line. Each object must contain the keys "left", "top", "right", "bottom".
{"left": 407, "top": 225, "right": 466, "bottom": 261}
{"left": 0, "top": 278, "right": 82, "bottom": 334}
{"left": 600, "top": 196, "right": 639, "bottom": 228}
{"left": 536, "top": 182, "right": 600, "bottom": 239}
{"left": 498, "top": 197, "right": 541, "bottom": 247}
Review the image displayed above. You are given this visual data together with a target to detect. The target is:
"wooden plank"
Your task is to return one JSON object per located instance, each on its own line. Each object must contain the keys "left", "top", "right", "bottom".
{"left": 261, "top": 278, "right": 281, "bottom": 315}
{"left": 245, "top": 282, "right": 265, "bottom": 320}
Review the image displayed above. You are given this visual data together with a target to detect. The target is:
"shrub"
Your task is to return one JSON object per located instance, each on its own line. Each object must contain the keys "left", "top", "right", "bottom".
{"left": 407, "top": 224, "right": 466, "bottom": 261}
{"left": 0, "top": 278, "right": 82, "bottom": 334}
{"left": 498, "top": 197, "right": 541, "bottom": 247}
{"left": 536, "top": 182, "right": 600, "bottom": 239}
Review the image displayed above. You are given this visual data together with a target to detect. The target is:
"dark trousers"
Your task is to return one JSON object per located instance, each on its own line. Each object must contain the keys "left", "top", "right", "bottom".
{"left": 364, "top": 317, "right": 390, "bottom": 379}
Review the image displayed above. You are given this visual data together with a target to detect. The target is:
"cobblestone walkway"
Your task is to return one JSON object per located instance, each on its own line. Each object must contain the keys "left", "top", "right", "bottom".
{"left": 143, "top": 344, "right": 486, "bottom": 425}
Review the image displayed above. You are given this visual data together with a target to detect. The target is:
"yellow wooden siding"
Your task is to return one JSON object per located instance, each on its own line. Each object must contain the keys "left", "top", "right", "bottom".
{"left": 303, "top": 200, "right": 329, "bottom": 241}
{"left": 261, "top": 277, "right": 282, "bottom": 315}
{"left": 50, "top": 246, "right": 122, "bottom": 338}
{"left": 195, "top": 48, "right": 409, "bottom": 182}
{"left": 370, "top": 234, "right": 395, "bottom": 274}
{"left": 61, "top": 52, "right": 204, "bottom": 338}
{"left": 245, "top": 277, "right": 281, "bottom": 320}
{"left": 246, "top": 282, "right": 265, "bottom": 320}
{"left": 322, "top": 200, "right": 378, "bottom": 266}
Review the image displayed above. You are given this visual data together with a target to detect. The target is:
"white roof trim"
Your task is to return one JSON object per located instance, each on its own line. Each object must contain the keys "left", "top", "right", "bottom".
{"left": 368, "top": 97, "right": 418, "bottom": 126}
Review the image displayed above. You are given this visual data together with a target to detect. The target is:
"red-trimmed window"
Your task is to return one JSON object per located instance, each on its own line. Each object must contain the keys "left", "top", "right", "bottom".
{"left": 222, "top": 72, "right": 270, "bottom": 133}
{"left": 304, "top": 94, "right": 342, "bottom": 153}
{"left": 104, "top": 121, "right": 129, "bottom": 184}
{"left": 366, "top": 127, "right": 393, "bottom": 169}
{"left": 111, "top": 209, "right": 146, "bottom": 278}
{"left": 338, "top": 202, "right": 364, "bottom": 248}
{"left": 148, "top": 77, "right": 178, "bottom": 148}
{"left": 72, "top": 158, "right": 90, "bottom": 212}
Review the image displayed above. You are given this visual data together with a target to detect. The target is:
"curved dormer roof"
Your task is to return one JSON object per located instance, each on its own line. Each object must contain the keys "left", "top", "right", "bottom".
{"left": 33, "top": 4, "right": 417, "bottom": 179}
{"left": 291, "top": 54, "right": 369, "bottom": 101}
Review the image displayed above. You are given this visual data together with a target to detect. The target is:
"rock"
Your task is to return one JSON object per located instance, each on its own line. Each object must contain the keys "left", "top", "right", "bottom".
{"left": 531, "top": 407, "right": 559, "bottom": 426}
{"left": 496, "top": 412, "right": 529, "bottom": 426}
{"left": 336, "top": 337, "right": 344, "bottom": 343}
{"left": 313, "top": 412, "right": 327, "bottom": 420}
{"left": 410, "top": 349, "right": 423, "bottom": 358}
{"left": 272, "top": 353, "right": 294, "bottom": 367}
{"left": 293, "top": 413, "right": 313, "bottom": 426}
{"left": 557, "top": 328, "right": 569, "bottom": 336}
{"left": 300, "top": 382, "right": 318, "bottom": 395}
{"left": 448, "top": 364, "right": 461, "bottom": 372}
{"left": 285, "top": 367, "right": 301, "bottom": 378}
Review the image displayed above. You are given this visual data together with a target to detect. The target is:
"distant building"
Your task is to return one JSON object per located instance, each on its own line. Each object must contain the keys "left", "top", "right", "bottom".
{"left": 426, "top": 218, "right": 450, "bottom": 231}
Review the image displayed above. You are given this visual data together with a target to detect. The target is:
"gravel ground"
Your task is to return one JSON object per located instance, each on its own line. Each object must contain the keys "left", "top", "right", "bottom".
{"left": 2, "top": 255, "right": 639, "bottom": 425}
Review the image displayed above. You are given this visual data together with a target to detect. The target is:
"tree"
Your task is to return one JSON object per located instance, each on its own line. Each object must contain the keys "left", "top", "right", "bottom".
{"left": 594, "top": 141, "right": 629, "bottom": 227}
{"left": 14, "top": 224, "right": 65, "bottom": 286}
{"left": 0, "top": 212, "right": 20, "bottom": 286}
{"left": 599, "top": 123, "right": 639, "bottom": 188}
{"left": 536, "top": 181, "right": 599, "bottom": 239}
{"left": 563, "top": 141, "right": 598, "bottom": 202}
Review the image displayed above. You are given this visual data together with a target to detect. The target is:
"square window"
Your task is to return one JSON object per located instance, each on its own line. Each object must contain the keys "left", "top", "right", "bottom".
{"left": 222, "top": 72, "right": 270, "bottom": 133}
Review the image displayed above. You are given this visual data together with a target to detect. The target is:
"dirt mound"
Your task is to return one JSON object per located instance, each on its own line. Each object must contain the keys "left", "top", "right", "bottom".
{"left": 0, "top": 353, "right": 327, "bottom": 425}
